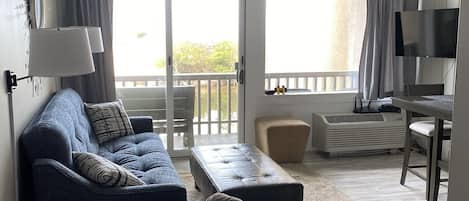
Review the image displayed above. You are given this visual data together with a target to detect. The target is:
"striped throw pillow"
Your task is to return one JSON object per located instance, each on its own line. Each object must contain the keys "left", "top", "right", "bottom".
{"left": 72, "top": 152, "right": 145, "bottom": 187}
{"left": 85, "top": 100, "right": 134, "bottom": 144}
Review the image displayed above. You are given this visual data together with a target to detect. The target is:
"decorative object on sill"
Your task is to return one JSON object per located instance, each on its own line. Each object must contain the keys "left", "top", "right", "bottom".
{"left": 274, "top": 85, "right": 287, "bottom": 95}
{"left": 265, "top": 90, "right": 276, "bottom": 95}
{"left": 266, "top": 88, "right": 313, "bottom": 96}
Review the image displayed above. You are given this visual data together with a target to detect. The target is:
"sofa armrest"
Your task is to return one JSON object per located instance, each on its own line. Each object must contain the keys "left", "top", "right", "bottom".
{"left": 129, "top": 116, "right": 154, "bottom": 133}
{"left": 33, "top": 159, "right": 187, "bottom": 201}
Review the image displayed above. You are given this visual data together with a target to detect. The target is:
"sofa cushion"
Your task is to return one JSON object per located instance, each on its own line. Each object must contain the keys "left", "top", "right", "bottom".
{"left": 85, "top": 100, "right": 135, "bottom": 143}
{"left": 73, "top": 152, "right": 145, "bottom": 187}
{"left": 22, "top": 88, "right": 99, "bottom": 168}
{"left": 98, "top": 133, "right": 182, "bottom": 185}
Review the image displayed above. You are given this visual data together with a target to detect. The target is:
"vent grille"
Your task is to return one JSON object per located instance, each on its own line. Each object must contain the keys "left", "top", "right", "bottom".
{"left": 313, "top": 113, "right": 406, "bottom": 153}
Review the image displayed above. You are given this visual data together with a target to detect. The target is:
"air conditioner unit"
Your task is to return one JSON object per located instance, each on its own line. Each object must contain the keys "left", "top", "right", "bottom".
{"left": 312, "top": 113, "right": 406, "bottom": 155}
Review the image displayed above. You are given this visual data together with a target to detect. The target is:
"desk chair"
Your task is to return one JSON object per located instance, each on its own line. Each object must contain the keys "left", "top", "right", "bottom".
{"left": 400, "top": 84, "right": 451, "bottom": 199}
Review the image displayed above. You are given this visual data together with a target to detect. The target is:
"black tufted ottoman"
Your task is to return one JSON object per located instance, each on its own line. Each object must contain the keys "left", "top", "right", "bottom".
{"left": 190, "top": 144, "right": 303, "bottom": 201}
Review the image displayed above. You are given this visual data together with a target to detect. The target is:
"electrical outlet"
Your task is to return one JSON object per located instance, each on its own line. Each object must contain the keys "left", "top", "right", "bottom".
{"left": 32, "top": 77, "right": 42, "bottom": 97}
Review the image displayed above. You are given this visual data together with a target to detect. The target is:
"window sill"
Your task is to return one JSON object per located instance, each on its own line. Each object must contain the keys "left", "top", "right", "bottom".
{"left": 259, "top": 90, "right": 358, "bottom": 105}
{"left": 263, "top": 90, "right": 358, "bottom": 97}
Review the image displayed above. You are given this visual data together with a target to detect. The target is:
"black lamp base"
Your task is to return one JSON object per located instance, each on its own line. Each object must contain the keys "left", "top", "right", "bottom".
{"left": 4, "top": 70, "right": 32, "bottom": 94}
{"left": 5, "top": 70, "right": 17, "bottom": 94}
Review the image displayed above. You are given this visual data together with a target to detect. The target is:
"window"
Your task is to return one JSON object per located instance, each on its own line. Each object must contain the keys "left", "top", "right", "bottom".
{"left": 113, "top": 0, "right": 166, "bottom": 77}
{"left": 265, "top": 0, "right": 366, "bottom": 92}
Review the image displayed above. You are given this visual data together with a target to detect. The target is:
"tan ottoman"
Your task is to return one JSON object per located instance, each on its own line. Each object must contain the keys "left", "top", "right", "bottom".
{"left": 255, "top": 117, "right": 311, "bottom": 163}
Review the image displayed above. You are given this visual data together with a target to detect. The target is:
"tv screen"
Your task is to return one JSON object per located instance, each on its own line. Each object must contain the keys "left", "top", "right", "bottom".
{"left": 395, "top": 8, "right": 459, "bottom": 58}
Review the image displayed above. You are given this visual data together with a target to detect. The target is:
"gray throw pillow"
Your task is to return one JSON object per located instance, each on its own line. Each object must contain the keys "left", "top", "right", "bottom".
{"left": 206, "top": 193, "right": 243, "bottom": 201}
{"left": 72, "top": 152, "right": 145, "bottom": 187}
{"left": 85, "top": 100, "right": 134, "bottom": 144}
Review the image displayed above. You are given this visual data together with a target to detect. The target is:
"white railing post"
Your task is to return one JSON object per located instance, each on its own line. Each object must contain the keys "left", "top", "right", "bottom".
{"left": 207, "top": 79, "right": 212, "bottom": 135}
{"left": 228, "top": 79, "right": 232, "bottom": 134}
{"left": 197, "top": 80, "right": 201, "bottom": 135}
{"left": 217, "top": 79, "right": 222, "bottom": 135}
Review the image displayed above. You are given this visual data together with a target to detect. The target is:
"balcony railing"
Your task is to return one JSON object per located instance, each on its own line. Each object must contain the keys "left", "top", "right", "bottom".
{"left": 115, "top": 71, "right": 358, "bottom": 136}
{"left": 265, "top": 71, "right": 358, "bottom": 92}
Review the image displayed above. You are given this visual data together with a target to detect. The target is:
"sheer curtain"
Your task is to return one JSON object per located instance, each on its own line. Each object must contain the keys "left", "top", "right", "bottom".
{"left": 60, "top": 0, "right": 116, "bottom": 103}
{"left": 358, "top": 0, "right": 418, "bottom": 100}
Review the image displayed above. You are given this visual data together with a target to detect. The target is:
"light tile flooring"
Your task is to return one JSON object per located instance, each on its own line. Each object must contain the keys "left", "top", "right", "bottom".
{"left": 172, "top": 150, "right": 448, "bottom": 201}
{"left": 162, "top": 134, "right": 238, "bottom": 150}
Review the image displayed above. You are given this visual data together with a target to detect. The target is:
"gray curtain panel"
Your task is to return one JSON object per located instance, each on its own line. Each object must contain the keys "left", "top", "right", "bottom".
{"left": 60, "top": 0, "right": 116, "bottom": 103}
{"left": 358, "top": 0, "right": 418, "bottom": 100}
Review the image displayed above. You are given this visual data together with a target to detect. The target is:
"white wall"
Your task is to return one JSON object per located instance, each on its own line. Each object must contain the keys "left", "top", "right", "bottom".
{"left": 0, "top": 1, "right": 57, "bottom": 201}
{"left": 243, "top": 0, "right": 356, "bottom": 149}
{"left": 243, "top": 0, "right": 461, "bottom": 150}
{"left": 448, "top": 0, "right": 469, "bottom": 199}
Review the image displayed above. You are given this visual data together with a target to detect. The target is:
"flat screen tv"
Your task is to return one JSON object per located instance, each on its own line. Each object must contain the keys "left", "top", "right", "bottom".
{"left": 395, "top": 8, "right": 459, "bottom": 58}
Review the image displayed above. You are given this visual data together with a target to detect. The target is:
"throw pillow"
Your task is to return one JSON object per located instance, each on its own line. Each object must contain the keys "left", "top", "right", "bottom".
{"left": 206, "top": 193, "right": 243, "bottom": 201}
{"left": 72, "top": 152, "right": 145, "bottom": 187}
{"left": 84, "top": 100, "right": 134, "bottom": 143}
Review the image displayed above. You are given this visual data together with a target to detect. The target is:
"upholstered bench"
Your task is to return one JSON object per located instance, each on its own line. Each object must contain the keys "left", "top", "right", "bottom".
{"left": 255, "top": 117, "right": 311, "bottom": 163}
{"left": 190, "top": 144, "right": 303, "bottom": 201}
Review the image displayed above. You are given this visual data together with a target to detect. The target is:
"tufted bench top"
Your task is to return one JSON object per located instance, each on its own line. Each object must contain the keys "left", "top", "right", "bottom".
{"left": 190, "top": 144, "right": 303, "bottom": 201}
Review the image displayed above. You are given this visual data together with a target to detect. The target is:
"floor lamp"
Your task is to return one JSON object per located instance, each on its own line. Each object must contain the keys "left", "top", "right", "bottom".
{"left": 4, "top": 26, "right": 103, "bottom": 201}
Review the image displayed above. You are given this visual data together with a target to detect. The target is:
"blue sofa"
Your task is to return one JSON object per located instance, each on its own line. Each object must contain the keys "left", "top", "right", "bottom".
{"left": 20, "top": 89, "right": 186, "bottom": 201}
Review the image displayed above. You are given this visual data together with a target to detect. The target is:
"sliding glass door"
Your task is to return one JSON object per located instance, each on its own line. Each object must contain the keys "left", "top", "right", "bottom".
{"left": 171, "top": 0, "right": 242, "bottom": 152}
{"left": 113, "top": 0, "right": 170, "bottom": 150}
{"left": 113, "top": 0, "right": 245, "bottom": 157}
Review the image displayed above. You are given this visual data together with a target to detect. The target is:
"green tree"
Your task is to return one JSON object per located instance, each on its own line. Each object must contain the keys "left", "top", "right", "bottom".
{"left": 208, "top": 41, "right": 237, "bottom": 73}
{"left": 136, "top": 32, "right": 147, "bottom": 39}
{"left": 174, "top": 42, "right": 211, "bottom": 73}
{"left": 154, "top": 41, "right": 237, "bottom": 73}
{"left": 154, "top": 58, "right": 165, "bottom": 69}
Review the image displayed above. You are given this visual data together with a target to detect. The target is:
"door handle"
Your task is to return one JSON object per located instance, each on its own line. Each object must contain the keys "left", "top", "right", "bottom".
{"left": 235, "top": 62, "right": 244, "bottom": 85}
{"left": 239, "top": 69, "right": 245, "bottom": 85}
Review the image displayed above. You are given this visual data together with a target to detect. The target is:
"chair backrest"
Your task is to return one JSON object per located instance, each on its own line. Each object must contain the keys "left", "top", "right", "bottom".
{"left": 404, "top": 84, "right": 444, "bottom": 96}
{"left": 116, "top": 86, "right": 195, "bottom": 134}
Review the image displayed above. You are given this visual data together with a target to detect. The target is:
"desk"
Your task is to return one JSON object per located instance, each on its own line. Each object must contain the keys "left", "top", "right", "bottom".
{"left": 392, "top": 95, "right": 453, "bottom": 201}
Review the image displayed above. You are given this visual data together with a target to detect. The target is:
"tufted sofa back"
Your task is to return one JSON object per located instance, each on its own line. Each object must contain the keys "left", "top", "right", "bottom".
{"left": 21, "top": 89, "right": 98, "bottom": 168}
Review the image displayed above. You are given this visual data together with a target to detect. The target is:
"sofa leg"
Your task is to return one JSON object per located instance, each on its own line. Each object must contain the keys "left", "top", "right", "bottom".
{"left": 194, "top": 182, "right": 200, "bottom": 191}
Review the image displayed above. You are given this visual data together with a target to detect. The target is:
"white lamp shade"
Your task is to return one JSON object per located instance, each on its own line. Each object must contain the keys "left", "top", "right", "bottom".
{"left": 86, "top": 27, "right": 104, "bottom": 53}
{"left": 28, "top": 28, "right": 96, "bottom": 77}
{"left": 69, "top": 26, "right": 104, "bottom": 53}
